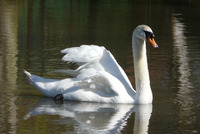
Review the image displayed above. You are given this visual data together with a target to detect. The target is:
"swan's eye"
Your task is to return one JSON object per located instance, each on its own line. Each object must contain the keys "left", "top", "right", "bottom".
{"left": 143, "top": 30, "right": 154, "bottom": 39}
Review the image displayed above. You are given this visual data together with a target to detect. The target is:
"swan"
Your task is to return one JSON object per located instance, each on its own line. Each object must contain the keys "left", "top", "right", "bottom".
{"left": 24, "top": 25, "right": 158, "bottom": 104}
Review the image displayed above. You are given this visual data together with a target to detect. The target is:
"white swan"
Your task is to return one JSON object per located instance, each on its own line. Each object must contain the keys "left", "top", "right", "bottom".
{"left": 24, "top": 25, "right": 158, "bottom": 104}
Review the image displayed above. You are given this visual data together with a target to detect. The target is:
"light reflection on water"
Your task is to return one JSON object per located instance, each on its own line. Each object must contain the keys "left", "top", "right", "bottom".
{"left": 0, "top": 0, "right": 200, "bottom": 133}
{"left": 171, "top": 13, "right": 196, "bottom": 132}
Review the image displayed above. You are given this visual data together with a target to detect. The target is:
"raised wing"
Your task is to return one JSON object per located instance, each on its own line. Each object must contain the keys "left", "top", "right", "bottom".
{"left": 61, "top": 45, "right": 104, "bottom": 65}
{"left": 61, "top": 45, "right": 135, "bottom": 94}
{"left": 99, "top": 48, "right": 135, "bottom": 94}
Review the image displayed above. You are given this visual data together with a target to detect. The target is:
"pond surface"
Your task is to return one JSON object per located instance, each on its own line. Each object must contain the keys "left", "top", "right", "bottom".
{"left": 1, "top": 0, "right": 200, "bottom": 133}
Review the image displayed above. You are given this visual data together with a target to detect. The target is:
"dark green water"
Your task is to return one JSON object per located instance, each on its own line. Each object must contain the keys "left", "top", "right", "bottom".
{"left": 1, "top": 0, "right": 200, "bottom": 133}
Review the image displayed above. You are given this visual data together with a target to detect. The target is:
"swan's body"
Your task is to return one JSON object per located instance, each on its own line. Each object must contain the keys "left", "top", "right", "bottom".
{"left": 24, "top": 25, "right": 158, "bottom": 104}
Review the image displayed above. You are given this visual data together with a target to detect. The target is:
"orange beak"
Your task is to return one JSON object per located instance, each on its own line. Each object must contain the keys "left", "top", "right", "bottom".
{"left": 147, "top": 35, "right": 159, "bottom": 48}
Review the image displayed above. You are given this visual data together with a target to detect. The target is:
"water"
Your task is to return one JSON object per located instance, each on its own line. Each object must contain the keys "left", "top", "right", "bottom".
{"left": 0, "top": 0, "right": 200, "bottom": 133}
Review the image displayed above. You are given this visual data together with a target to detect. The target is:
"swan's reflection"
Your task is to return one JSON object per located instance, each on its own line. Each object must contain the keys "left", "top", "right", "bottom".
{"left": 24, "top": 98, "right": 152, "bottom": 134}
{"left": 134, "top": 104, "right": 152, "bottom": 134}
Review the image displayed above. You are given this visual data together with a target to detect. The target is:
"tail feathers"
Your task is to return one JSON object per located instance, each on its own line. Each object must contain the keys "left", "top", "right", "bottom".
{"left": 23, "top": 69, "right": 69, "bottom": 98}
{"left": 24, "top": 70, "right": 36, "bottom": 86}
{"left": 24, "top": 70, "right": 32, "bottom": 78}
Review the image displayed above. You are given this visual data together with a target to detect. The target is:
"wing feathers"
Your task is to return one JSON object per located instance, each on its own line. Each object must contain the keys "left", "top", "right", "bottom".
{"left": 61, "top": 45, "right": 104, "bottom": 64}
{"left": 74, "top": 72, "right": 120, "bottom": 95}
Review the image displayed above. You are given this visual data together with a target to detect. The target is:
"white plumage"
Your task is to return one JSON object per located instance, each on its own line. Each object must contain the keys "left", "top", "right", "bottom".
{"left": 24, "top": 25, "right": 158, "bottom": 104}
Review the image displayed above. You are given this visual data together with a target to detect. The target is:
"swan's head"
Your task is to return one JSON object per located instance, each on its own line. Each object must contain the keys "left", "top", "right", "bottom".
{"left": 133, "top": 25, "right": 158, "bottom": 48}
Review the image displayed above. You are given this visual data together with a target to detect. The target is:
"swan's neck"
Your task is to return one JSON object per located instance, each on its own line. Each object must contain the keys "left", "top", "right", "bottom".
{"left": 132, "top": 36, "right": 152, "bottom": 104}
